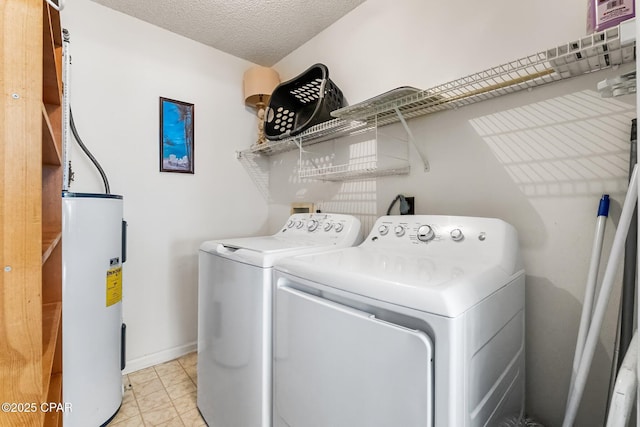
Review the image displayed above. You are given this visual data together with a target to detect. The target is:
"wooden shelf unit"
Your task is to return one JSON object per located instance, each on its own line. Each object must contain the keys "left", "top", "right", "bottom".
{"left": 1, "top": 1, "right": 64, "bottom": 426}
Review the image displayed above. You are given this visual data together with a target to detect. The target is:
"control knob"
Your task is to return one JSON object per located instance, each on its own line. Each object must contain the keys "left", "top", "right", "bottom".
{"left": 417, "top": 225, "right": 435, "bottom": 242}
{"left": 287, "top": 220, "right": 295, "bottom": 228}
{"left": 334, "top": 223, "right": 344, "bottom": 232}
{"left": 378, "top": 224, "right": 389, "bottom": 236}
{"left": 450, "top": 228, "right": 464, "bottom": 241}
{"left": 307, "top": 219, "right": 319, "bottom": 232}
{"left": 295, "top": 221, "right": 304, "bottom": 229}
{"left": 324, "top": 222, "right": 333, "bottom": 231}
{"left": 394, "top": 225, "right": 405, "bottom": 237}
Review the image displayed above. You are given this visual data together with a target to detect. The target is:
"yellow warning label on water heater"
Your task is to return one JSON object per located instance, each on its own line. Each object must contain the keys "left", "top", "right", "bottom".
{"left": 106, "top": 267, "right": 122, "bottom": 307}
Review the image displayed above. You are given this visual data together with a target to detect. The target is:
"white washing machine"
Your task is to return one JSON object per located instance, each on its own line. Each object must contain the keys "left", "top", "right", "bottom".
{"left": 272, "top": 215, "right": 525, "bottom": 427}
{"left": 197, "top": 213, "right": 363, "bottom": 427}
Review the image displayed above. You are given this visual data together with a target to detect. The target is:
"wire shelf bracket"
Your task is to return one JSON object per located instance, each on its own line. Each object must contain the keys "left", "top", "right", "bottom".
{"left": 393, "top": 106, "right": 428, "bottom": 172}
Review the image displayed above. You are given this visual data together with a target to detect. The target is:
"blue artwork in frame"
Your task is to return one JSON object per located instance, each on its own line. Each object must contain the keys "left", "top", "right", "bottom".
{"left": 160, "top": 97, "right": 194, "bottom": 173}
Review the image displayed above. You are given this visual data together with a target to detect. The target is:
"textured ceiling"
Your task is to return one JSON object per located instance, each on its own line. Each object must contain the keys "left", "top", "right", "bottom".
{"left": 90, "top": 0, "right": 366, "bottom": 66}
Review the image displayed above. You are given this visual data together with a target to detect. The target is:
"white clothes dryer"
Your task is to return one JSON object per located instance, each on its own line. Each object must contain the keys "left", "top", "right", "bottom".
{"left": 272, "top": 215, "right": 525, "bottom": 427}
{"left": 197, "top": 213, "right": 362, "bottom": 427}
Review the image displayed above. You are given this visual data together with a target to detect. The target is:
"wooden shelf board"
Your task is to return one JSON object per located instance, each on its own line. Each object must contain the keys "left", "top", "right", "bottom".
{"left": 42, "top": 104, "right": 61, "bottom": 166}
{"left": 43, "top": 373, "right": 62, "bottom": 427}
{"left": 42, "top": 230, "right": 62, "bottom": 264}
{"left": 42, "top": 302, "right": 62, "bottom": 399}
{"left": 42, "top": 5, "right": 62, "bottom": 106}
{"left": 44, "top": 103, "right": 63, "bottom": 154}
{"left": 48, "top": 4, "right": 62, "bottom": 47}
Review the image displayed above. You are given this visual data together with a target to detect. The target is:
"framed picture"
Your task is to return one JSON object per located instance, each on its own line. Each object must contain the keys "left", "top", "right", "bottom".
{"left": 160, "top": 97, "right": 194, "bottom": 173}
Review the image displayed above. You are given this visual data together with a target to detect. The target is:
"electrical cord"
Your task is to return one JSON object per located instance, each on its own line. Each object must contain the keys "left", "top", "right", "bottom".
{"left": 44, "top": 0, "right": 65, "bottom": 11}
{"left": 386, "top": 194, "right": 410, "bottom": 215}
{"left": 70, "top": 108, "right": 111, "bottom": 194}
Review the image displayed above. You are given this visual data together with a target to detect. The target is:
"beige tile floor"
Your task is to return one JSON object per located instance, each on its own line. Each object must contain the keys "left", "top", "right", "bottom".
{"left": 109, "top": 352, "right": 206, "bottom": 427}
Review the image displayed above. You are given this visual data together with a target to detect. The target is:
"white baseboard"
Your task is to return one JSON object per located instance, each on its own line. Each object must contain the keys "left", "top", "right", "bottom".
{"left": 123, "top": 341, "right": 197, "bottom": 374}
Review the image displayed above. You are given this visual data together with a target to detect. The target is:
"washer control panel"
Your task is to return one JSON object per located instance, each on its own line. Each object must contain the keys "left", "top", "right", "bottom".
{"left": 280, "top": 213, "right": 359, "bottom": 237}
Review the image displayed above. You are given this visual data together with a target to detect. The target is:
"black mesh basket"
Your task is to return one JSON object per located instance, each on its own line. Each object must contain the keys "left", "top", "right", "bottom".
{"left": 265, "top": 63, "right": 346, "bottom": 140}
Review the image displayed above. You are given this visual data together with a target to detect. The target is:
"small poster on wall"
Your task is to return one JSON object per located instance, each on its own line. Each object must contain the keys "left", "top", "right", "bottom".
{"left": 159, "top": 97, "right": 194, "bottom": 173}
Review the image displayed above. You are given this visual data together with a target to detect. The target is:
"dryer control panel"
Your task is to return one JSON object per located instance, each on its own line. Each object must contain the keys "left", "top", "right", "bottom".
{"left": 368, "top": 215, "right": 508, "bottom": 243}
{"left": 364, "top": 215, "right": 521, "bottom": 272}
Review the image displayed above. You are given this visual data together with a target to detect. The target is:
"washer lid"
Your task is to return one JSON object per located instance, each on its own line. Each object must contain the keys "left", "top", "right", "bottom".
{"left": 201, "top": 235, "right": 358, "bottom": 268}
{"left": 274, "top": 246, "right": 524, "bottom": 317}
{"left": 199, "top": 213, "right": 363, "bottom": 268}
{"left": 199, "top": 236, "right": 319, "bottom": 267}
{"left": 213, "top": 235, "right": 321, "bottom": 253}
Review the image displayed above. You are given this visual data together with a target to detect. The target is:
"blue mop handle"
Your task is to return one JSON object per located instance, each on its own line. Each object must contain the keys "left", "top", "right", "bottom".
{"left": 568, "top": 193, "right": 611, "bottom": 399}
{"left": 598, "top": 194, "right": 610, "bottom": 217}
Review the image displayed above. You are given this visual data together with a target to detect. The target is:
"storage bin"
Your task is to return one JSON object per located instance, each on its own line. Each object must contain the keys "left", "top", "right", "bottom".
{"left": 265, "top": 63, "right": 346, "bottom": 140}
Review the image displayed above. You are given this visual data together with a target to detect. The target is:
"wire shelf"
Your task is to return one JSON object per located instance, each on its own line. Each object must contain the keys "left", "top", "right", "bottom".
{"left": 236, "top": 19, "right": 636, "bottom": 182}
{"left": 335, "top": 20, "right": 635, "bottom": 125}
{"left": 299, "top": 163, "right": 411, "bottom": 181}
{"left": 247, "top": 119, "right": 370, "bottom": 156}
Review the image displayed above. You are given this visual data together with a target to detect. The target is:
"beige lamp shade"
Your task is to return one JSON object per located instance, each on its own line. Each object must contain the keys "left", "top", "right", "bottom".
{"left": 243, "top": 66, "right": 280, "bottom": 107}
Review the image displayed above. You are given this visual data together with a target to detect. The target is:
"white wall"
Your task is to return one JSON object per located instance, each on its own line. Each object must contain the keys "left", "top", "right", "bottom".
{"left": 271, "top": 0, "right": 636, "bottom": 425}
{"left": 61, "top": 1, "right": 269, "bottom": 371}
{"left": 59, "top": 1, "right": 636, "bottom": 424}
